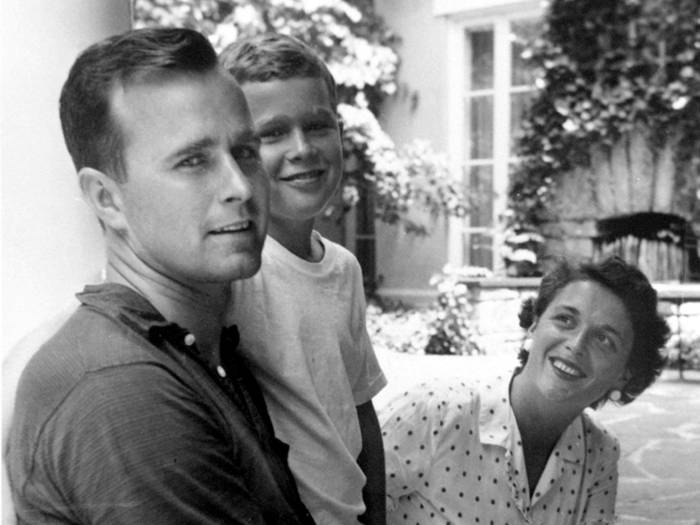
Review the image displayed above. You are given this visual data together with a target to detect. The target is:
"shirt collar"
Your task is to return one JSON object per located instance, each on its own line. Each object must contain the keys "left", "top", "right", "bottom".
{"left": 478, "top": 371, "right": 516, "bottom": 447}
{"left": 77, "top": 282, "right": 173, "bottom": 339}
{"left": 76, "top": 282, "right": 240, "bottom": 362}
{"left": 477, "top": 369, "right": 586, "bottom": 464}
{"left": 555, "top": 414, "right": 586, "bottom": 465}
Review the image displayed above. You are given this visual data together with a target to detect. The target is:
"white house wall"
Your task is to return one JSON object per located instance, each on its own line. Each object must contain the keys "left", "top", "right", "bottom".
{"left": 374, "top": 0, "right": 544, "bottom": 305}
{"left": 1, "top": 1, "right": 132, "bottom": 357}
{"left": 374, "top": 0, "right": 453, "bottom": 306}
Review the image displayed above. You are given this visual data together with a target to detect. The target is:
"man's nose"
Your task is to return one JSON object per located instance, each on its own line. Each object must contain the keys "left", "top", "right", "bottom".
{"left": 220, "top": 156, "right": 253, "bottom": 202}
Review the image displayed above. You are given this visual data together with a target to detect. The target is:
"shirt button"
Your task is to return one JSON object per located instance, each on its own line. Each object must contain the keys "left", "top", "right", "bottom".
{"left": 217, "top": 365, "right": 227, "bottom": 378}
{"left": 184, "top": 333, "right": 196, "bottom": 346}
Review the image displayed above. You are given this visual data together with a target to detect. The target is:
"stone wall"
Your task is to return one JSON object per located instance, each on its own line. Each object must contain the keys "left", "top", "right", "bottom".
{"left": 465, "top": 279, "right": 700, "bottom": 368}
{"left": 465, "top": 278, "right": 540, "bottom": 356}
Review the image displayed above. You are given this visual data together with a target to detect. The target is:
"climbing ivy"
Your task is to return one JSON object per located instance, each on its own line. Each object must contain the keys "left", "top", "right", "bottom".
{"left": 510, "top": 0, "right": 700, "bottom": 228}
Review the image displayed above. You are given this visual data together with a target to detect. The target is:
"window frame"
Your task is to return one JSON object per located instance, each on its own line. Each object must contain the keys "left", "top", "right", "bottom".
{"left": 443, "top": 1, "right": 544, "bottom": 273}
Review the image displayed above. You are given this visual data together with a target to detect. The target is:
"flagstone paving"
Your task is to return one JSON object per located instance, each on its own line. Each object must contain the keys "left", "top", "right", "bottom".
{"left": 597, "top": 369, "right": 700, "bottom": 525}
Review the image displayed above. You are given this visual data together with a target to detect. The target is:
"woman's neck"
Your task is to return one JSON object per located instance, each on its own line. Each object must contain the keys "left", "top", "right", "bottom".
{"left": 510, "top": 373, "right": 579, "bottom": 495}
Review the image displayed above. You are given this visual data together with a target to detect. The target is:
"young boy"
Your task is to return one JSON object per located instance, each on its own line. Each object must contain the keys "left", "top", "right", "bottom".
{"left": 220, "top": 35, "right": 387, "bottom": 525}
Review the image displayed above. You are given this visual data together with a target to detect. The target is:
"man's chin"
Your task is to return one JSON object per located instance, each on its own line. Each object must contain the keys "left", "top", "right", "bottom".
{"left": 224, "top": 257, "right": 262, "bottom": 282}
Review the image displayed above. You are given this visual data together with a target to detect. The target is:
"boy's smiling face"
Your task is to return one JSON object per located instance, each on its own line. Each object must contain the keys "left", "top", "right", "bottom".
{"left": 241, "top": 76, "right": 343, "bottom": 229}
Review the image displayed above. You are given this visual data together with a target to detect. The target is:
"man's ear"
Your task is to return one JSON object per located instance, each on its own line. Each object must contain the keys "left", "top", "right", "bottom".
{"left": 79, "top": 167, "right": 128, "bottom": 231}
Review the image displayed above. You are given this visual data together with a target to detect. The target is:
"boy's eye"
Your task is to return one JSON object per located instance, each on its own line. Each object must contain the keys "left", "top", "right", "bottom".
{"left": 232, "top": 145, "right": 260, "bottom": 162}
{"left": 306, "top": 118, "right": 337, "bottom": 134}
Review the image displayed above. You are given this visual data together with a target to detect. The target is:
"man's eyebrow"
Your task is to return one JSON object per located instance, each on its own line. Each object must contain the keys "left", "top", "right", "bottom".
{"left": 254, "top": 115, "right": 288, "bottom": 128}
{"left": 168, "top": 137, "right": 217, "bottom": 161}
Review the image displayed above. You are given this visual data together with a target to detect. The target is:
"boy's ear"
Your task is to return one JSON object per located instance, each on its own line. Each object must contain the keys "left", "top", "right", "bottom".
{"left": 337, "top": 120, "right": 344, "bottom": 139}
{"left": 79, "top": 167, "right": 128, "bottom": 231}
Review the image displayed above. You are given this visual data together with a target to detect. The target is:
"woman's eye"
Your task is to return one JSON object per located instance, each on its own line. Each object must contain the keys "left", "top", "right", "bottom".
{"left": 594, "top": 332, "right": 616, "bottom": 351}
{"left": 554, "top": 314, "right": 573, "bottom": 326}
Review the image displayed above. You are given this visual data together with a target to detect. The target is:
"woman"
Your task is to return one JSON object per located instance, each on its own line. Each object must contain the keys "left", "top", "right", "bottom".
{"left": 380, "top": 256, "right": 669, "bottom": 525}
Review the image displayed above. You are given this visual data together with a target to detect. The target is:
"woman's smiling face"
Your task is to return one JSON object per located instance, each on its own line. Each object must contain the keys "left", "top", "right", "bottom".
{"left": 523, "top": 280, "right": 634, "bottom": 410}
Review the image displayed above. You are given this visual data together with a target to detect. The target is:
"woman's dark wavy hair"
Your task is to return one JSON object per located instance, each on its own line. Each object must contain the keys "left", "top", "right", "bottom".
{"left": 219, "top": 33, "right": 338, "bottom": 111}
{"left": 59, "top": 27, "right": 219, "bottom": 182}
{"left": 517, "top": 256, "right": 669, "bottom": 407}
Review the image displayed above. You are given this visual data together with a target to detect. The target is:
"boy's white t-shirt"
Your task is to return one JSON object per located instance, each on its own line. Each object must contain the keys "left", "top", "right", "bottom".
{"left": 228, "top": 232, "right": 387, "bottom": 525}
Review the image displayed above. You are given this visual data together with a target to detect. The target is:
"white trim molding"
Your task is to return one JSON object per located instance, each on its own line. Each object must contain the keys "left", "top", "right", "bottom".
{"left": 433, "top": 0, "right": 543, "bottom": 18}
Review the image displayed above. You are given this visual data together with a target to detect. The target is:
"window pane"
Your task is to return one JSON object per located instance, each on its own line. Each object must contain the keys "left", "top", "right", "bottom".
{"left": 511, "top": 19, "right": 542, "bottom": 86}
{"left": 464, "top": 163, "right": 494, "bottom": 269}
{"left": 469, "top": 95, "right": 493, "bottom": 159}
{"left": 467, "top": 232, "right": 494, "bottom": 269}
{"left": 470, "top": 30, "right": 494, "bottom": 89}
{"left": 510, "top": 90, "right": 536, "bottom": 150}
{"left": 467, "top": 164, "right": 493, "bottom": 227}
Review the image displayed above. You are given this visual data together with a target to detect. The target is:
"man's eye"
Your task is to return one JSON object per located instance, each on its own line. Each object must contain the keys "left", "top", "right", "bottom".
{"left": 259, "top": 128, "right": 286, "bottom": 141}
{"left": 177, "top": 155, "right": 207, "bottom": 169}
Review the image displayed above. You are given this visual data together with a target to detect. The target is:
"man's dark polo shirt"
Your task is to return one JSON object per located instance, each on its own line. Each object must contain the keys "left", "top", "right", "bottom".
{"left": 7, "top": 283, "right": 315, "bottom": 525}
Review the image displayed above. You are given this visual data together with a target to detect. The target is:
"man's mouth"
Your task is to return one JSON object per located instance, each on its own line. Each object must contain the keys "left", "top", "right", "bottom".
{"left": 279, "top": 169, "right": 324, "bottom": 182}
{"left": 549, "top": 357, "right": 586, "bottom": 379}
{"left": 210, "top": 220, "right": 252, "bottom": 234}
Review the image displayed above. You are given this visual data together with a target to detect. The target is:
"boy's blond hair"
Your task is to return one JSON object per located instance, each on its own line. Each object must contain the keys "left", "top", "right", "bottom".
{"left": 219, "top": 33, "right": 338, "bottom": 111}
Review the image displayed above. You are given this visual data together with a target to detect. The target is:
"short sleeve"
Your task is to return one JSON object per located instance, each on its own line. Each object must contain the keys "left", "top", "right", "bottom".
{"left": 380, "top": 381, "right": 457, "bottom": 511}
{"left": 27, "top": 364, "right": 268, "bottom": 525}
{"left": 346, "top": 257, "right": 387, "bottom": 405}
{"left": 350, "top": 326, "right": 387, "bottom": 405}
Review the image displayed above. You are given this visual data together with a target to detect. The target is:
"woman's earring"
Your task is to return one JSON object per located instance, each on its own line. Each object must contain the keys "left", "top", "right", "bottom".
{"left": 522, "top": 338, "right": 532, "bottom": 351}
{"left": 609, "top": 389, "right": 622, "bottom": 402}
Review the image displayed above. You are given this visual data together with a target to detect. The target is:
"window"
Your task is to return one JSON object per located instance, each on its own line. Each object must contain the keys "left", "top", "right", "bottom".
{"left": 445, "top": 6, "right": 542, "bottom": 273}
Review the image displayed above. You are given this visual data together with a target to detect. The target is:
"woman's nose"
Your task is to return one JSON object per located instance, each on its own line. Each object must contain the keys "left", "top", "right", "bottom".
{"left": 567, "top": 329, "right": 587, "bottom": 354}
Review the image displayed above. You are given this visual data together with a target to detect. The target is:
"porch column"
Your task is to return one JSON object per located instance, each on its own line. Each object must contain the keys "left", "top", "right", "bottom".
{"left": 1, "top": 1, "right": 132, "bottom": 354}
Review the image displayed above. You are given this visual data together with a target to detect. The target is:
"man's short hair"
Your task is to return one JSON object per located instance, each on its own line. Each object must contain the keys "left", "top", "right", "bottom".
{"left": 59, "top": 27, "right": 219, "bottom": 182}
{"left": 219, "top": 33, "right": 338, "bottom": 111}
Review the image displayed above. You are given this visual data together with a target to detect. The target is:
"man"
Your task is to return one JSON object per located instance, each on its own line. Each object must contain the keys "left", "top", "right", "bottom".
{"left": 6, "top": 27, "right": 314, "bottom": 525}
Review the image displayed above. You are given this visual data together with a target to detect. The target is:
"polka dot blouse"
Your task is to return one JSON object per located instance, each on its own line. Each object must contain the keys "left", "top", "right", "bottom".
{"left": 379, "top": 373, "right": 620, "bottom": 525}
